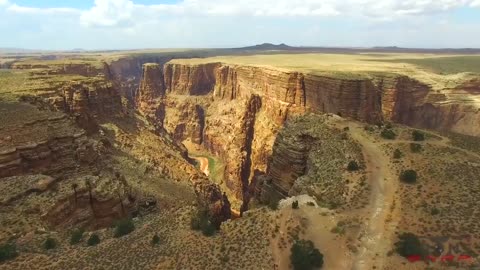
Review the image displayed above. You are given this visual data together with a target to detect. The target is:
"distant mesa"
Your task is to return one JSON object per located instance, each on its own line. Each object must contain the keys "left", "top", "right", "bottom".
{"left": 239, "top": 43, "right": 293, "bottom": 50}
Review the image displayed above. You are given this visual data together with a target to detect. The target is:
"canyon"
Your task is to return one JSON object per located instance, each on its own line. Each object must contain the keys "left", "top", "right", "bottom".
{"left": 130, "top": 59, "right": 480, "bottom": 209}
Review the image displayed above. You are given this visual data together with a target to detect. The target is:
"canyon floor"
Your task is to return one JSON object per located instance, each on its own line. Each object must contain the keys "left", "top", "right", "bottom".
{"left": 1, "top": 49, "right": 480, "bottom": 269}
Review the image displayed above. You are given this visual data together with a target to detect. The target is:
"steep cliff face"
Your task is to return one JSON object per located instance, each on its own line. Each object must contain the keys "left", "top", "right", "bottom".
{"left": 136, "top": 63, "right": 165, "bottom": 122}
{"left": 135, "top": 61, "right": 480, "bottom": 206}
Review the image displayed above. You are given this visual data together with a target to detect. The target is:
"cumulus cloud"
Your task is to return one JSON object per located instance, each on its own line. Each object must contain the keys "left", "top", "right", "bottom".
{"left": 80, "top": 0, "right": 135, "bottom": 27}
{"left": 471, "top": 0, "right": 480, "bottom": 7}
{"left": 0, "top": 0, "right": 8, "bottom": 6}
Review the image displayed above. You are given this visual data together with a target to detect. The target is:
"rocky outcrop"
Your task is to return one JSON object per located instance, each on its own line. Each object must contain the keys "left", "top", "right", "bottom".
{"left": 194, "top": 180, "right": 232, "bottom": 227}
{"left": 261, "top": 114, "right": 365, "bottom": 208}
{"left": 0, "top": 115, "right": 101, "bottom": 178}
{"left": 44, "top": 183, "right": 137, "bottom": 230}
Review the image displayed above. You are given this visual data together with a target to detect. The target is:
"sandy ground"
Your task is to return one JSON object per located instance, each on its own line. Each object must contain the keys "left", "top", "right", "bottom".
{"left": 192, "top": 156, "right": 210, "bottom": 176}
{"left": 342, "top": 121, "right": 400, "bottom": 270}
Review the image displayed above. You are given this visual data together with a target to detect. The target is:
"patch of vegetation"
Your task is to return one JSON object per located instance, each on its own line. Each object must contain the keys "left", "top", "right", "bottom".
{"left": 70, "top": 228, "right": 84, "bottom": 245}
{"left": 364, "top": 125, "right": 375, "bottom": 132}
{"left": 268, "top": 197, "right": 280, "bottom": 210}
{"left": 412, "top": 130, "right": 425, "bottom": 141}
{"left": 292, "top": 200, "right": 299, "bottom": 209}
{"left": 306, "top": 202, "right": 315, "bottom": 207}
{"left": 393, "top": 149, "right": 403, "bottom": 159}
{"left": 381, "top": 129, "right": 396, "bottom": 140}
{"left": 190, "top": 208, "right": 217, "bottom": 237}
{"left": 330, "top": 221, "right": 347, "bottom": 235}
{"left": 347, "top": 160, "right": 360, "bottom": 171}
{"left": 385, "top": 122, "right": 394, "bottom": 129}
{"left": 0, "top": 242, "right": 17, "bottom": 263}
{"left": 410, "top": 143, "right": 423, "bottom": 153}
{"left": 87, "top": 234, "right": 101, "bottom": 246}
{"left": 114, "top": 219, "right": 135, "bottom": 238}
{"left": 44, "top": 237, "right": 57, "bottom": 250}
{"left": 430, "top": 208, "right": 440, "bottom": 216}
{"left": 395, "top": 232, "right": 426, "bottom": 258}
{"left": 151, "top": 234, "right": 160, "bottom": 246}
{"left": 400, "top": 170, "right": 418, "bottom": 184}
{"left": 290, "top": 239, "right": 324, "bottom": 270}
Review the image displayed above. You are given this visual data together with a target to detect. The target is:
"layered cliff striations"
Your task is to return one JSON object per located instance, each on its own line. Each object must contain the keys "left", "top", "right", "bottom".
{"left": 132, "top": 60, "right": 480, "bottom": 207}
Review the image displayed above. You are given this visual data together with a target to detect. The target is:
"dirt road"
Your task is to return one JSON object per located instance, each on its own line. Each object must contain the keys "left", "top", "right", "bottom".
{"left": 347, "top": 122, "right": 399, "bottom": 270}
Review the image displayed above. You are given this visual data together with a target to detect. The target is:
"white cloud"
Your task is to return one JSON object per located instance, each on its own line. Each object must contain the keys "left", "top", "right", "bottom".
{"left": 80, "top": 0, "right": 135, "bottom": 27}
{"left": 7, "top": 4, "right": 79, "bottom": 14}
{"left": 0, "top": 0, "right": 8, "bottom": 6}
{"left": 471, "top": 0, "right": 480, "bottom": 7}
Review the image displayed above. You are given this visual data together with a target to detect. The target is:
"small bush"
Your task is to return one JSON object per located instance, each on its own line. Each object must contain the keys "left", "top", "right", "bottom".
{"left": 292, "top": 201, "right": 299, "bottom": 209}
{"left": 430, "top": 208, "right": 440, "bottom": 215}
{"left": 268, "top": 198, "right": 279, "bottom": 210}
{"left": 395, "top": 232, "right": 426, "bottom": 258}
{"left": 410, "top": 143, "right": 422, "bottom": 153}
{"left": 190, "top": 208, "right": 217, "bottom": 237}
{"left": 0, "top": 242, "right": 17, "bottom": 262}
{"left": 87, "top": 234, "right": 100, "bottom": 246}
{"left": 201, "top": 222, "right": 216, "bottom": 236}
{"left": 347, "top": 160, "right": 360, "bottom": 171}
{"left": 381, "top": 129, "right": 397, "bottom": 140}
{"left": 151, "top": 234, "right": 160, "bottom": 246}
{"left": 385, "top": 122, "right": 394, "bottom": 129}
{"left": 114, "top": 219, "right": 135, "bottom": 238}
{"left": 290, "top": 239, "right": 324, "bottom": 270}
{"left": 412, "top": 130, "right": 425, "bottom": 141}
{"left": 400, "top": 170, "right": 417, "bottom": 184}
{"left": 393, "top": 149, "right": 403, "bottom": 159}
{"left": 306, "top": 202, "right": 315, "bottom": 207}
{"left": 44, "top": 237, "right": 56, "bottom": 250}
{"left": 364, "top": 125, "right": 375, "bottom": 132}
{"left": 70, "top": 228, "right": 84, "bottom": 245}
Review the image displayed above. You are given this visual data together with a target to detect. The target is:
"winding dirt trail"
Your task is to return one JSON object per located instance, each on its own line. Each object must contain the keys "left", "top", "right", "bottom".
{"left": 347, "top": 122, "right": 399, "bottom": 270}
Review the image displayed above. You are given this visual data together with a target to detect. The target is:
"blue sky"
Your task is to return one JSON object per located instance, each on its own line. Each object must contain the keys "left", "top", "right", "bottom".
{"left": 0, "top": 0, "right": 479, "bottom": 50}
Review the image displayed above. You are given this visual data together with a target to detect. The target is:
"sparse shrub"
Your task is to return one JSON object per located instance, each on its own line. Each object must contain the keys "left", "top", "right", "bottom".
{"left": 395, "top": 232, "right": 426, "bottom": 258}
{"left": 412, "top": 130, "right": 425, "bottom": 141}
{"left": 292, "top": 201, "right": 299, "bottom": 209}
{"left": 381, "top": 129, "right": 397, "bottom": 140}
{"left": 347, "top": 160, "right": 360, "bottom": 171}
{"left": 393, "top": 149, "right": 403, "bottom": 159}
{"left": 306, "top": 202, "right": 315, "bottom": 207}
{"left": 151, "top": 234, "right": 160, "bottom": 246}
{"left": 87, "top": 234, "right": 100, "bottom": 246}
{"left": 202, "top": 222, "right": 216, "bottom": 236}
{"left": 400, "top": 170, "right": 418, "bottom": 184}
{"left": 0, "top": 242, "right": 17, "bottom": 262}
{"left": 364, "top": 125, "right": 375, "bottom": 132}
{"left": 190, "top": 208, "right": 217, "bottom": 237}
{"left": 70, "top": 228, "right": 84, "bottom": 245}
{"left": 114, "top": 219, "right": 135, "bottom": 238}
{"left": 268, "top": 198, "right": 279, "bottom": 210}
{"left": 430, "top": 208, "right": 440, "bottom": 215}
{"left": 410, "top": 143, "right": 422, "bottom": 153}
{"left": 385, "top": 122, "right": 394, "bottom": 129}
{"left": 44, "top": 237, "right": 56, "bottom": 250}
{"left": 290, "top": 239, "right": 324, "bottom": 270}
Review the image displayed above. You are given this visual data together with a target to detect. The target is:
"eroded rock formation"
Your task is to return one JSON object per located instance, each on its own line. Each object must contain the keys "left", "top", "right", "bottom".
{"left": 132, "top": 60, "right": 480, "bottom": 207}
